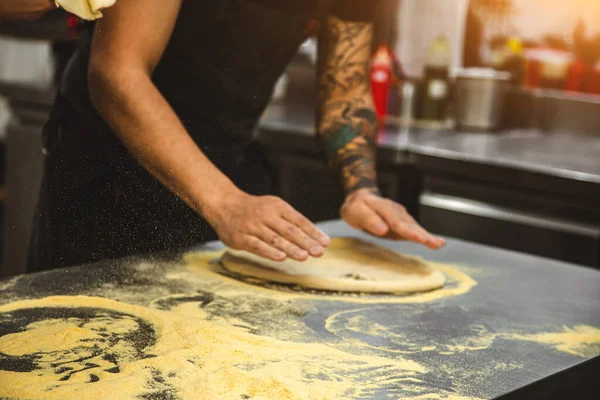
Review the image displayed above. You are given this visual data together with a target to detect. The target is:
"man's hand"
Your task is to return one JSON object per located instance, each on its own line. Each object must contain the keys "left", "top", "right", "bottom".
{"left": 0, "top": 0, "right": 55, "bottom": 21}
{"left": 341, "top": 189, "right": 445, "bottom": 250}
{"left": 208, "top": 191, "right": 331, "bottom": 262}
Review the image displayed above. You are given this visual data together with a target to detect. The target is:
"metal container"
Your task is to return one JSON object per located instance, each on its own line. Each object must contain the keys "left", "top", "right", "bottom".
{"left": 454, "top": 68, "right": 511, "bottom": 131}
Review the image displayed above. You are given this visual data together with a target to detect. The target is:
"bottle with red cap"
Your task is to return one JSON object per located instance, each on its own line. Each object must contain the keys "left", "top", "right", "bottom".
{"left": 371, "top": 45, "right": 393, "bottom": 122}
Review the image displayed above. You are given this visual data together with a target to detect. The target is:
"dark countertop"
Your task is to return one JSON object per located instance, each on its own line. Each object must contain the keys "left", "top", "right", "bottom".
{"left": 1, "top": 221, "right": 599, "bottom": 399}
{"left": 258, "top": 100, "right": 600, "bottom": 186}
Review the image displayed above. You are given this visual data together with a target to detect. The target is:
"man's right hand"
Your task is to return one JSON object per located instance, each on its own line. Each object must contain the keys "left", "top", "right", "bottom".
{"left": 209, "top": 191, "right": 331, "bottom": 262}
{"left": 0, "top": 0, "right": 55, "bottom": 21}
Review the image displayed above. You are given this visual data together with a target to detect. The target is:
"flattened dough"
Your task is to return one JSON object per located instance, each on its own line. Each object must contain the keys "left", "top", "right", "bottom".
{"left": 221, "top": 238, "right": 446, "bottom": 294}
{"left": 55, "top": 0, "right": 116, "bottom": 20}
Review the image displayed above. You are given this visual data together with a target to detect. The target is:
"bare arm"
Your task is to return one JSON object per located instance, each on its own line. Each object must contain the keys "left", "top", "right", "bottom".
{"left": 89, "top": 0, "right": 237, "bottom": 223}
{"left": 317, "top": 16, "right": 444, "bottom": 249}
{"left": 89, "top": 0, "right": 328, "bottom": 260}
{"left": 0, "top": 0, "right": 54, "bottom": 20}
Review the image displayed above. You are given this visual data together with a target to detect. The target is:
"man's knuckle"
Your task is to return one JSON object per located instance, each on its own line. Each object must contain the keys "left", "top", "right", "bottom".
{"left": 284, "top": 243, "right": 298, "bottom": 253}
{"left": 245, "top": 237, "right": 260, "bottom": 250}
{"left": 257, "top": 205, "right": 269, "bottom": 215}
{"left": 366, "top": 217, "right": 378, "bottom": 226}
{"left": 389, "top": 221, "right": 403, "bottom": 232}
{"left": 269, "top": 196, "right": 284, "bottom": 207}
{"left": 269, "top": 235, "right": 281, "bottom": 246}
{"left": 229, "top": 238, "right": 242, "bottom": 249}
{"left": 298, "top": 218, "right": 311, "bottom": 228}
{"left": 241, "top": 222, "right": 254, "bottom": 233}
{"left": 302, "top": 237, "right": 315, "bottom": 248}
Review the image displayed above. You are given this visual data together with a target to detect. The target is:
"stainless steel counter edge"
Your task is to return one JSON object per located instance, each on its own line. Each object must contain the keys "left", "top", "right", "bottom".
{"left": 406, "top": 140, "right": 600, "bottom": 185}
{"left": 258, "top": 113, "right": 600, "bottom": 186}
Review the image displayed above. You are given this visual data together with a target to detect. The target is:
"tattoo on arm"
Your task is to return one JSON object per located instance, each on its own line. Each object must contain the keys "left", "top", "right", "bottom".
{"left": 317, "top": 16, "right": 379, "bottom": 196}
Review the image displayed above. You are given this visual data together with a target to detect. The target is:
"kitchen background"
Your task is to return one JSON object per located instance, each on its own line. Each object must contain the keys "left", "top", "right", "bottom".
{"left": 0, "top": 0, "right": 599, "bottom": 277}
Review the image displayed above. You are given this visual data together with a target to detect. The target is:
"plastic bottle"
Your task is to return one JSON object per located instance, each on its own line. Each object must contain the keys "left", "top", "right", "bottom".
{"left": 418, "top": 36, "right": 451, "bottom": 121}
{"left": 371, "top": 45, "right": 393, "bottom": 122}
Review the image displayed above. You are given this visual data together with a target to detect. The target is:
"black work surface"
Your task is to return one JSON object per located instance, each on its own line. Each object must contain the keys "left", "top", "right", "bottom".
{"left": 1, "top": 221, "right": 599, "bottom": 399}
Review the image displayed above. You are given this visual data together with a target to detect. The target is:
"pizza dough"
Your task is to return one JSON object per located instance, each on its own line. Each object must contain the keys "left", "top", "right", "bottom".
{"left": 55, "top": 0, "right": 116, "bottom": 20}
{"left": 221, "top": 238, "right": 446, "bottom": 294}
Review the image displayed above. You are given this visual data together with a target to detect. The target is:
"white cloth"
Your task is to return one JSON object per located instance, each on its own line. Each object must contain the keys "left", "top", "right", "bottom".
{"left": 55, "top": 0, "right": 116, "bottom": 20}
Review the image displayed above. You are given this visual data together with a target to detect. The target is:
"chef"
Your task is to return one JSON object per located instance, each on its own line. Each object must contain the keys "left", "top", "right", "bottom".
{"left": 0, "top": 0, "right": 55, "bottom": 20}
{"left": 28, "top": 0, "right": 445, "bottom": 272}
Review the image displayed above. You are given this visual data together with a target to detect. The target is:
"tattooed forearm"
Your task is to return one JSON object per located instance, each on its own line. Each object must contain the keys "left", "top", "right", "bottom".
{"left": 317, "top": 16, "right": 379, "bottom": 195}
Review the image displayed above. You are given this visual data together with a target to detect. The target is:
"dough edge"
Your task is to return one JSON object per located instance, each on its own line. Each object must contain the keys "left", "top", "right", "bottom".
{"left": 221, "top": 239, "right": 446, "bottom": 294}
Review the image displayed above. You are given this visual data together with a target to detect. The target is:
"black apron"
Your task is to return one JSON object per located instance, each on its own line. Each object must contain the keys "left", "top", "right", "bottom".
{"left": 28, "top": 0, "right": 332, "bottom": 272}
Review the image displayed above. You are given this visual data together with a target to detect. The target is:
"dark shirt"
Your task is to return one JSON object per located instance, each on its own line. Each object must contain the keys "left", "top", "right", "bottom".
{"left": 60, "top": 0, "right": 380, "bottom": 151}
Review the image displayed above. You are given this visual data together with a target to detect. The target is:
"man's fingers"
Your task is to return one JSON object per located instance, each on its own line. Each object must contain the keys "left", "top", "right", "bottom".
{"left": 366, "top": 197, "right": 445, "bottom": 248}
{"left": 364, "top": 196, "right": 426, "bottom": 243}
{"left": 281, "top": 207, "right": 330, "bottom": 247}
{"left": 395, "top": 207, "right": 445, "bottom": 248}
{"left": 242, "top": 235, "right": 286, "bottom": 261}
{"left": 256, "top": 224, "right": 310, "bottom": 261}
{"left": 343, "top": 200, "right": 389, "bottom": 236}
{"left": 268, "top": 218, "right": 324, "bottom": 257}
{"left": 423, "top": 234, "right": 446, "bottom": 249}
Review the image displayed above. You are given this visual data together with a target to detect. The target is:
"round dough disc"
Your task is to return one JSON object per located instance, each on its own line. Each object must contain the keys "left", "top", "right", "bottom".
{"left": 221, "top": 237, "right": 446, "bottom": 294}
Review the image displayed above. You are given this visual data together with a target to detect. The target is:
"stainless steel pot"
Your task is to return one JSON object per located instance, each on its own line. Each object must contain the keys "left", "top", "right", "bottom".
{"left": 454, "top": 68, "right": 511, "bottom": 131}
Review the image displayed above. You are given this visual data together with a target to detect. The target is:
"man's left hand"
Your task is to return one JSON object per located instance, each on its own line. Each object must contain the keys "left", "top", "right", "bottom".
{"left": 341, "top": 188, "right": 445, "bottom": 249}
